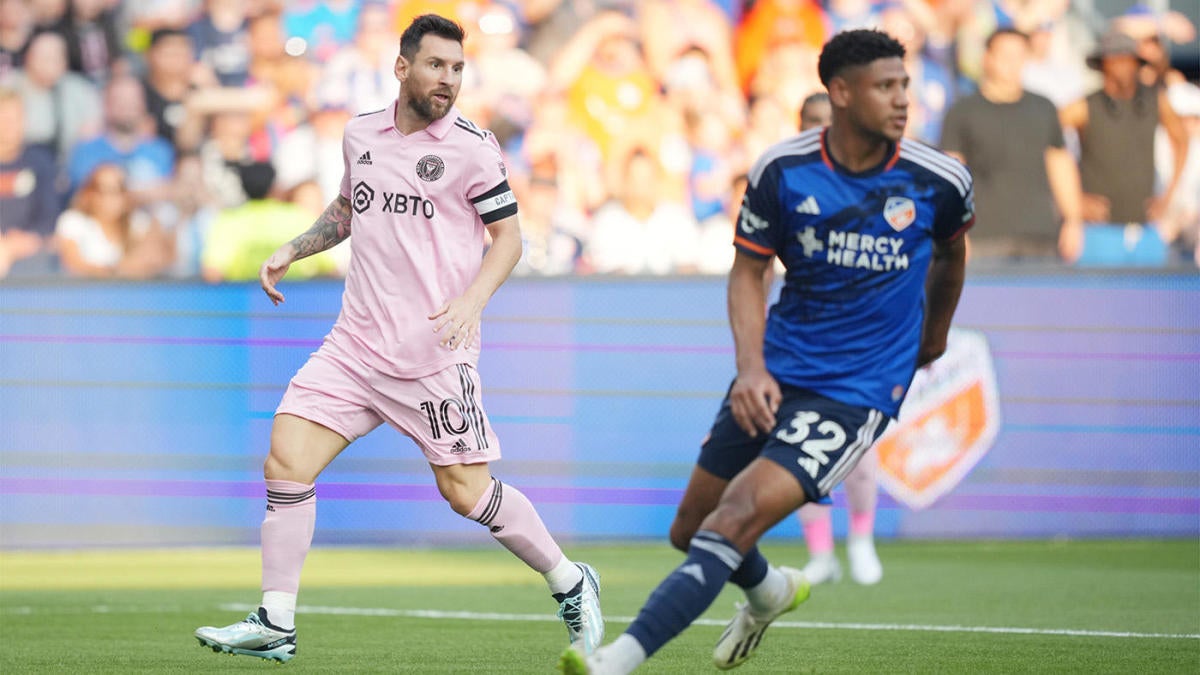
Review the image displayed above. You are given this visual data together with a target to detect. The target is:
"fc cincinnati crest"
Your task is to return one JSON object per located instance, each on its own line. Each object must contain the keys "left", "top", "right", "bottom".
{"left": 883, "top": 196, "right": 916, "bottom": 231}
{"left": 416, "top": 154, "right": 445, "bottom": 182}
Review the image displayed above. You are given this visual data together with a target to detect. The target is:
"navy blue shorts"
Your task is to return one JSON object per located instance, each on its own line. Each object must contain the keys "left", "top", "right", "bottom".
{"left": 698, "top": 383, "right": 890, "bottom": 503}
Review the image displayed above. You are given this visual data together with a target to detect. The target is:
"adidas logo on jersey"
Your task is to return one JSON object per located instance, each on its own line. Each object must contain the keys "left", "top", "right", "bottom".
{"left": 794, "top": 195, "right": 821, "bottom": 215}
{"left": 450, "top": 439, "right": 471, "bottom": 454}
{"left": 357, "top": 151, "right": 373, "bottom": 165}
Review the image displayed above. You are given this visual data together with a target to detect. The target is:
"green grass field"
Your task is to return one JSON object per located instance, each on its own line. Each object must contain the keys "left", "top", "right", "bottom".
{"left": 1, "top": 540, "right": 1197, "bottom": 673}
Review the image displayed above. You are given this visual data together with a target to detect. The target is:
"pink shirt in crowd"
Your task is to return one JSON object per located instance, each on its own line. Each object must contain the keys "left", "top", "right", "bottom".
{"left": 330, "top": 100, "right": 517, "bottom": 378}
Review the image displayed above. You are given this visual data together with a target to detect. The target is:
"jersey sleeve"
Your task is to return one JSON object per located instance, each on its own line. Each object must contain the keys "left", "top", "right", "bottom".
{"left": 733, "top": 158, "right": 784, "bottom": 259}
{"left": 934, "top": 161, "right": 975, "bottom": 241}
{"left": 465, "top": 135, "right": 518, "bottom": 224}
{"left": 338, "top": 129, "right": 351, "bottom": 200}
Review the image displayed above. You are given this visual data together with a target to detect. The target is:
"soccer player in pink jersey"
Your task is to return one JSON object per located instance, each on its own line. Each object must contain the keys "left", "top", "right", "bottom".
{"left": 194, "top": 14, "right": 603, "bottom": 664}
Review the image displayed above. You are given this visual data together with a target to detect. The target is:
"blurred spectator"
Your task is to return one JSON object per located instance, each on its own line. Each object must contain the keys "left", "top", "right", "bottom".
{"left": 686, "top": 109, "right": 737, "bottom": 225}
{"left": 748, "top": 41, "right": 822, "bottom": 123}
{"left": 638, "top": 0, "right": 738, "bottom": 96}
{"left": 1113, "top": 5, "right": 1197, "bottom": 89}
{"left": 825, "top": 0, "right": 885, "bottom": 33}
{"left": 1155, "top": 82, "right": 1200, "bottom": 264}
{"left": 551, "top": 11, "right": 688, "bottom": 199}
{"left": 282, "top": 0, "right": 359, "bottom": 63}
{"left": 463, "top": 0, "right": 546, "bottom": 132}
{"left": 798, "top": 90, "right": 831, "bottom": 130}
{"left": 733, "top": 0, "right": 828, "bottom": 93}
{"left": 188, "top": 0, "right": 251, "bottom": 87}
{"left": 67, "top": 74, "right": 176, "bottom": 205}
{"left": 0, "top": 86, "right": 60, "bottom": 277}
{"left": 141, "top": 28, "right": 201, "bottom": 148}
{"left": 550, "top": 12, "right": 658, "bottom": 162}
{"left": 9, "top": 31, "right": 102, "bottom": 163}
{"left": 941, "top": 29, "right": 1083, "bottom": 262}
{"left": 510, "top": 168, "right": 585, "bottom": 276}
{"left": 201, "top": 161, "right": 337, "bottom": 282}
{"left": 318, "top": 1, "right": 397, "bottom": 114}
{"left": 741, "top": 93, "right": 795, "bottom": 165}
{"left": 1021, "top": 17, "right": 1091, "bottom": 108}
{"left": 0, "top": 0, "right": 34, "bottom": 79}
{"left": 29, "top": 0, "right": 68, "bottom": 31}
{"left": 156, "top": 150, "right": 218, "bottom": 278}
{"left": 49, "top": 0, "right": 125, "bottom": 85}
{"left": 881, "top": 4, "right": 973, "bottom": 144}
{"left": 518, "top": 0, "right": 600, "bottom": 66}
{"left": 196, "top": 109, "right": 253, "bottom": 207}
{"left": 55, "top": 162, "right": 174, "bottom": 278}
{"left": 1060, "top": 32, "right": 1189, "bottom": 238}
{"left": 586, "top": 148, "right": 700, "bottom": 274}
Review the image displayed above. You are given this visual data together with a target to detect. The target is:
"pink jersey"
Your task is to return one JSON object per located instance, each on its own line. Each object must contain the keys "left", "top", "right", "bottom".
{"left": 329, "top": 101, "right": 517, "bottom": 378}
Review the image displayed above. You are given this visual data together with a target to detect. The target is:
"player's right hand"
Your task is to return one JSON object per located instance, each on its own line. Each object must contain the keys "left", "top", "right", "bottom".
{"left": 730, "top": 367, "right": 781, "bottom": 438}
{"left": 259, "top": 247, "right": 294, "bottom": 306}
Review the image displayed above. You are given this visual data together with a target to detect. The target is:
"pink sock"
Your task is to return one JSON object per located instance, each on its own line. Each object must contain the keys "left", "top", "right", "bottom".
{"left": 261, "top": 479, "right": 316, "bottom": 594}
{"left": 849, "top": 511, "right": 875, "bottom": 537}
{"left": 467, "top": 478, "right": 563, "bottom": 573}
{"left": 845, "top": 448, "right": 878, "bottom": 537}
{"left": 799, "top": 506, "right": 835, "bottom": 556}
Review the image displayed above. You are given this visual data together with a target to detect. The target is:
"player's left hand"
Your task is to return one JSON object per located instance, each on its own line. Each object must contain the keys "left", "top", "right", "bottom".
{"left": 430, "top": 295, "right": 484, "bottom": 350}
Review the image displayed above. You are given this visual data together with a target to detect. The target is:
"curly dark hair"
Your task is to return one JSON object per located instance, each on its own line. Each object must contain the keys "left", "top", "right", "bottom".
{"left": 817, "top": 29, "right": 906, "bottom": 87}
{"left": 399, "top": 14, "right": 466, "bottom": 61}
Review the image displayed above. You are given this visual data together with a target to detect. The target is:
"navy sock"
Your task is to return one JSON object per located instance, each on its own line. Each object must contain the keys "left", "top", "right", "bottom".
{"left": 625, "top": 530, "right": 743, "bottom": 657}
{"left": 727, "top": 546, "right": 769, "bottom": 589}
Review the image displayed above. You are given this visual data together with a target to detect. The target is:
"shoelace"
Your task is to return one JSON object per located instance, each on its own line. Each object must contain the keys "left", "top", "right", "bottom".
{"left": 556, "top": 594, "right": 584, "bottom": 631}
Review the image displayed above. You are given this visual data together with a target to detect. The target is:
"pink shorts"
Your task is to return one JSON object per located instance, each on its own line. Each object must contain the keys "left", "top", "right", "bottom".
{"left": 276, "top": 344, "right": 501, "bottom": 466}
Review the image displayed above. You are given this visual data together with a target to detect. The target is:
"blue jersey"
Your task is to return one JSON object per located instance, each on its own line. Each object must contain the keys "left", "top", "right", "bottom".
{"left": 735, "top": 128, "right": 974, "bottom": 417}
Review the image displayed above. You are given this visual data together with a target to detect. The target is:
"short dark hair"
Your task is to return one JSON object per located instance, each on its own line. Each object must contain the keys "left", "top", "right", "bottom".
{"left": 399, "top": 14, "right": 465, "bottom": 61}
{"left": 985, "top": 27, "right": 1029, "bottom": 51}
{"left": 817, "top": 29, "right": 906, "bottom": 87}
{"left": 149, "top": 27, "right": 189, "bottom": 49}
{"left": 237, "top": 162, "right": 276, "bottom": 201}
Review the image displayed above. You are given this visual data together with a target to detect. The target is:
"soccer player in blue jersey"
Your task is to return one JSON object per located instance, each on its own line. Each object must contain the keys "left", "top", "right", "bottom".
{"left": 559, "top": 29, "right": 972, "bottom": 674}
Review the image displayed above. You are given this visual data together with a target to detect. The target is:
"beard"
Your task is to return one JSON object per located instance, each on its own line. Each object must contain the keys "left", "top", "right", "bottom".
{"left": 407, "top": 89, "right": 455, "bottom": 122}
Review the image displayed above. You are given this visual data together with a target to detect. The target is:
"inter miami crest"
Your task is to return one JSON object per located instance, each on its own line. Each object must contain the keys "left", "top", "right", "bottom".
{"left": 352, "top": 181, "right": 374, "bottom": 214}
{"left": 416, "top": 154, "right": 445, "bottom": 182}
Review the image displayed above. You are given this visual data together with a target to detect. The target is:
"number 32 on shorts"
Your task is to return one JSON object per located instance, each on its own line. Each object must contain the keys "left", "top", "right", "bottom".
{"left": 775, "top": 410, "right": 846, "bottom": 477}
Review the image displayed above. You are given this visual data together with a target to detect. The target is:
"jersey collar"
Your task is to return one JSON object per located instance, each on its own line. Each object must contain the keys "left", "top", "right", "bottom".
{"left": 378, "top": 99, "right": 459, "bottom": 140}
{"left": 820, "top": 129, "right": 901, "bottom": 175}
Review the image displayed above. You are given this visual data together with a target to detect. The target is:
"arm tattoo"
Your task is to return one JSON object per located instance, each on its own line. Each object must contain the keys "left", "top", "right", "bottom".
{"left": 288, "top": 195, "right": 352, "bottom": 259}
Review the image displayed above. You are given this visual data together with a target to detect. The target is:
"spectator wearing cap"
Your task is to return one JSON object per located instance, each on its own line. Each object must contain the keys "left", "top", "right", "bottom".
{"left": 1060, "top": 30, "right": 1189, "bottom": 264}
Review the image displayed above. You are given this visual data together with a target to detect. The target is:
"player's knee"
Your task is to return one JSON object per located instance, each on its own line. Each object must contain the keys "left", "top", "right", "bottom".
{"left": 263, "top": 446, "right": 311, "bottom": 483}
{"left": 669, "top": 515, "right": 700, "bottom": 552}
{"left": 439, "top": 480, "right": 484, "bottom": 516}
{"left": 702, "top": 499, "right": 761, "bottom": 549}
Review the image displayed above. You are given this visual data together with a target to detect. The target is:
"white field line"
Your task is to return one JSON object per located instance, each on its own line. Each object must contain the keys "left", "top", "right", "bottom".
{"left": 233, "top": 602, "right": 1200, "bottom": 640}
{"left": 3, "top": 602, "right": 1195, "bottom": 640}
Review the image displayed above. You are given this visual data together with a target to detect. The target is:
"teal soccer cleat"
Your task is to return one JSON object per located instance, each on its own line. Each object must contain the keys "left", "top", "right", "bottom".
{"left": 195, "top": 607, "right": 297, "bottom": 663}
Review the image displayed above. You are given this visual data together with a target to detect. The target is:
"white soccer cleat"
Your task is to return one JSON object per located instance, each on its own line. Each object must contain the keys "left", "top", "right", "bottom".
{"left": 194, "top": 607, "right": 297, "bottom": 663}
{"left": 847, "top": 534, "right": 883, "bottom": 585}
{"left": 712, "top": 566, "right": 810, "bottom": 670}
{"left": 800, "top": 553, "right": 843, "bottom": 585}
{"left": 558, "top": 642, "right": 633, "bottom": 675}
{"left": 556, "top": 562, "right": 605, "bottom": 654}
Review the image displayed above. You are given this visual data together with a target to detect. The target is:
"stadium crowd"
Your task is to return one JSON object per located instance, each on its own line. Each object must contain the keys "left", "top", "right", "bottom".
{"left": 0, "top": 0, "right": 1197, "bottom": 280}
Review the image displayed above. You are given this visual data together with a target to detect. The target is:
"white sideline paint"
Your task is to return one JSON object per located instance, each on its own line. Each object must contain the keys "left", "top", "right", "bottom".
{"left": 218, "top": 603, "right": 1200, "bottom": 640}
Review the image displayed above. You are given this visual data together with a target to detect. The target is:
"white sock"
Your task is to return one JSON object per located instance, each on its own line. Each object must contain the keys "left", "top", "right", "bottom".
{"left": 261, "top": 590, "right": 297, "bottom": 630}
{"left": 744, "top": 566, "right": 791, "bottom": 616}
{"left": 599, "top": 634, "right": 648, "bottom": 672}
{"left": 543, "top": 555, "right": 583, "bottom": 595}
